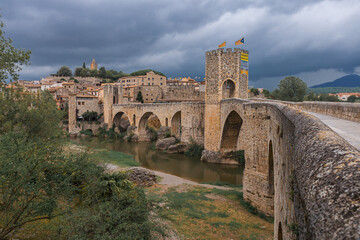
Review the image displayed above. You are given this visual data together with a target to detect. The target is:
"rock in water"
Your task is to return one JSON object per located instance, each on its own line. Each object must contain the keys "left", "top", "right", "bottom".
{"left": 156, "top": 137, "right": 176, "bottom": 150}
{"left": 167, "top": 143, "right": 188, "bottom": 154}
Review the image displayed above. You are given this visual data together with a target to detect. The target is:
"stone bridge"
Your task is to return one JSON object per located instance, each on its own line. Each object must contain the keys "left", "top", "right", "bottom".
{"left": 201, "top": 99, "right": 360, "bottom": 239}
{"left": 93, "top": 48, "right": 360, "bottom": 239}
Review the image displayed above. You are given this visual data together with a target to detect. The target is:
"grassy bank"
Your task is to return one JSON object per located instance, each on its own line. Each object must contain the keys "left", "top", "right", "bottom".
{"left": 147, "top": 185, "right": 273, "bottom": 240}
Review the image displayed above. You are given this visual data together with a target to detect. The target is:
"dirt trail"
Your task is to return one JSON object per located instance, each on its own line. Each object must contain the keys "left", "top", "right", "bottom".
{"left": 105, "top": 163, "right": 235, "bottom": 190}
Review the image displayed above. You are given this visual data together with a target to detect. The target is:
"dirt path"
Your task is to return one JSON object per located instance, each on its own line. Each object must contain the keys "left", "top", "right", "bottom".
{"left": 104, "top": 163, "right": 235, "bottom": 190}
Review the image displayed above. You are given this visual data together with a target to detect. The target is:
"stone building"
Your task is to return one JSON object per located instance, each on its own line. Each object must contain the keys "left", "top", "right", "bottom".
{"left": 90, "top": 58, "right": 98, "bottom": 70}
{"left": 118, "top": 71, "right": 166, "bottom": 87}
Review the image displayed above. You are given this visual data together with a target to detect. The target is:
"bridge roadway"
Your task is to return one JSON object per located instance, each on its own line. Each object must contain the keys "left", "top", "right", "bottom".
{"left": 305, "top": 111, "right": 360, "bottom": 150}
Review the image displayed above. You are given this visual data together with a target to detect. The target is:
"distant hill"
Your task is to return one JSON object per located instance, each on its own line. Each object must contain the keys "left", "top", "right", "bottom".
{"left": 310, "top": 74, "right": 360, "bottom": 88}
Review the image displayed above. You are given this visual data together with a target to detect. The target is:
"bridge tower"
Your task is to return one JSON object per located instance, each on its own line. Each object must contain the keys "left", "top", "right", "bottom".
{"left": 204, "top": 48, "right": 249, "bottom": 151}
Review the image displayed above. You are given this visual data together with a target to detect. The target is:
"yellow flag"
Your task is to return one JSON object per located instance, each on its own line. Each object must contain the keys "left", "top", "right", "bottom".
{"left": 218, "top": 41, "right": 226, "bottom": 48}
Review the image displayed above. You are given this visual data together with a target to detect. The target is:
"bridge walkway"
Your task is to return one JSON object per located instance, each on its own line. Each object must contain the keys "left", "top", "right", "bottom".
{"left": 304, "top": 111, "right": 360, "bottom": 151}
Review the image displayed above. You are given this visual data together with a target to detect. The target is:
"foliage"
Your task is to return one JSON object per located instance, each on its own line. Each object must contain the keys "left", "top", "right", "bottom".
{"left": 80, "top": 129, "right": 93, "bottom": 137}
{"left": 82, "top": 110, "right": 99, "bottom": 121}
{"left": 185, "top": 138, "right": 204, "bottom": 158}
{"left": 82, "top": 62, "right": 86, "bottom": 68}
{"left": 237, "top": 192, "right": 274, "bottom": 223}
{"left": 59, "top": 172, "right": 151, "bottom": 240}
{"left": 318, "top": 93, "right": 339, "bottom": 102}
{"left": 262, "top": 89, "right": 271, "bottom": 98}
{"left": 57, "top": 66, "right": 72, "bottom": 76}
{"left": 287, "top": 223, "right": 299, "bottom": 239}
{"left": 307, "top": 86, "right": 360, "bottom": 94}
{"left": 99, "top": 66, "right": 106, "bottom": 78}
{"left": 136, "top": 90, "right": 144, "bottom": 103}
{"left": 146, "top": 124, "right": 158, "bottom": 141}
{"left": 250, "top": 88, "right": 260, "bottom": 96}
{"left": 130, "top": 69, "right": 165, "bottom": 77}
{"left": 347, "top": 95, "right": 360, "bottom": 102}
{"left": 228, "top": 150, "right": 245, "bottom": 166}
{"left": 272, "top": 76, "right": 307, "bottom": 102}
{"left": 0, "top": 15, "right": 31, "bottom": 84}
{"left": 74, "top": 67, "right": 82, "bottom": 77}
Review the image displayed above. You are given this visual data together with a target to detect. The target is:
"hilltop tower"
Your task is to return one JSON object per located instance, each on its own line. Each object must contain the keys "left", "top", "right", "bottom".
{"left": 90, "top": 58, "right": 98, "bottom": 70}
{"left": 204, "top": 48, "right": 249, "bottom": 151}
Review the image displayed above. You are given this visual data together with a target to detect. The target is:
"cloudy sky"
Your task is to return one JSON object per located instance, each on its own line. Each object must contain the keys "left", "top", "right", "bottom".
{"left": 2, "top": 0, "right": 360, "bottom": 89}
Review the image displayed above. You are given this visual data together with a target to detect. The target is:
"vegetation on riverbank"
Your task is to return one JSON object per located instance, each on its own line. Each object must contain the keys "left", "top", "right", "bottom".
{"left": 147, "top": 185, "right": 273, "bottom": 240}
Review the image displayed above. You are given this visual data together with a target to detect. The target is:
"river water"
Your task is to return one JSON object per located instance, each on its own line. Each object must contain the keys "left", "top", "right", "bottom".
{"left": 75, "top": 138, "right": 244, "bottom": 185}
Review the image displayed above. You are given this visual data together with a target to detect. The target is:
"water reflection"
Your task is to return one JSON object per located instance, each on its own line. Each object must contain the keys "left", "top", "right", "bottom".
{"left": 75, "top": 138, "right": 244, "bottom": 185}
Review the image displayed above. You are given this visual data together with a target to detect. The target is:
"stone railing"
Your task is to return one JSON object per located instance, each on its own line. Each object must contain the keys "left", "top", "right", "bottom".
{"left": 250, "top": 98, "right": 360, "bottom": 122}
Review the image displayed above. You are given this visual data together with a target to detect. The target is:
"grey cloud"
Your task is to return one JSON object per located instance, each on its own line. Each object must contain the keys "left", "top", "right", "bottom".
{"left": 1, "top": 0, "right": 360, "bottom": 87}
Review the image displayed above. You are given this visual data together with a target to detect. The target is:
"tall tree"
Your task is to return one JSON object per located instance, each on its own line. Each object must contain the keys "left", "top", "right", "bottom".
{"left": 0, "top": 15, "right": 31, "bottom": 84}
{"left": 136, "top": 91, "right": 144, "bottom": 103}
{"left": 99, "top": 66, "right": 106, "bottom": 78}
{"left": 274, "top": 76, "right": 307, "bottom": 102}
{"left": 82, "top": 62, "right": 86, "bottom": 68}
{"left": 74, "top": 67, "right": 82, "bottom": 77}
{"left": 57, "top": 66, "right": 72, "bottom": 76}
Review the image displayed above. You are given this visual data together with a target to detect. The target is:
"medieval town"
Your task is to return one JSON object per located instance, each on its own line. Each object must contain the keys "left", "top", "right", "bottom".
{"left": 1, "top": 1, "right": 360, "bottom": 239}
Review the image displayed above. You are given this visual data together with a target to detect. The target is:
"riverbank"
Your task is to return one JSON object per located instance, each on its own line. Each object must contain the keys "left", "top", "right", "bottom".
{"left": 68, "top": 140, "right": 274, "bottom": 239}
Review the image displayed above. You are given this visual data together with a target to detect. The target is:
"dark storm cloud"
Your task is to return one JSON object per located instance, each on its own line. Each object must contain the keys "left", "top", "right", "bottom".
{"left": 2, "top": 0, "right": 360, "bottom": 88}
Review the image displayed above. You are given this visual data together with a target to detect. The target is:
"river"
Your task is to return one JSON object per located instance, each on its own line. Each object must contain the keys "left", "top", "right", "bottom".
{"left": 74, "top": 138, "right": 244, "bottom": 185}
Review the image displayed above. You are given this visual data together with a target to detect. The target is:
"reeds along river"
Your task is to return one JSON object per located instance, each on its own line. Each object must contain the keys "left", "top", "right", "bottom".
{"left": 74, "top": 138, "right": 244, "bottom": 185}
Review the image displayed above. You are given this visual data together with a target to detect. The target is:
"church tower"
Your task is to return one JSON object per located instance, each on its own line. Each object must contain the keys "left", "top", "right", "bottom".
{"left": 90, "top": 58, "right": 98, "bottom": 70}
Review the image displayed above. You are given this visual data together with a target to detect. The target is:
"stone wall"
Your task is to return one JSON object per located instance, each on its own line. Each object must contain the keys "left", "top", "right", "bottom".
{"left": 217, "top": 99, "right": 360, "bottom": 239}
{"left": 163, "top": 85, "right": 205, "bottom": 101}
{"left": 251, "top": 98, "right": 360, "bottom": 122}
{"left": 112, "top": 102, "right": 205, "bottom": 144}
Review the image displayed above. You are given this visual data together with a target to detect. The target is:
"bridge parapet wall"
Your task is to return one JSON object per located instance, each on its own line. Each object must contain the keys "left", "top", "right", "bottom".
{"left": 250, "top": 98, "right": 360, "bottom": 122}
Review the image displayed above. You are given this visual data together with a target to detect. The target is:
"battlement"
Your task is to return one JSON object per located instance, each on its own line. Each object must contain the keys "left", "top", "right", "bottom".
{"left": 206, "top": 48, "right": 249, "bottom": 56}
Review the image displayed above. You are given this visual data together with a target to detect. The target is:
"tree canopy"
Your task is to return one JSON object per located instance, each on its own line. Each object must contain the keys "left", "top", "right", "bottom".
{"left": 272, "top": 76, "right": 307, "bottom": 102}
{"left": 0, "top": 16, "right": 31, "bottom": 84}
{"left": 57, "top": 65, "right": 72, "bottom": 76}
{"left": 130, "top": 69, "right": 165, "bottom": 77}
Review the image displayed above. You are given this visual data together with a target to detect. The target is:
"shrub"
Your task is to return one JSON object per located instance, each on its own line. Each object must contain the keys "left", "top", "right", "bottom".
{"left": 80, "top": 129, "right": 93, "bottom": 137}
{"left": 185, "top": 138, "right": 204, "bottom": 157}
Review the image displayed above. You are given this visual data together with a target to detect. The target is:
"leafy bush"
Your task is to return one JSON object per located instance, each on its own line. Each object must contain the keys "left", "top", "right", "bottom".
{"left": 80, "top": 129, "right": 93, "bottom": 136}
{"left": 146, "top": 125, "right": 158, "bottom": 141}
{"left": 82, "top": 110, "right": 99, "bottom": 121}
{"left": 185, "top": 138, "right": 204, "bottom": 157}
{"left": 229, "top": 150, "right": 245, "bottom": 166}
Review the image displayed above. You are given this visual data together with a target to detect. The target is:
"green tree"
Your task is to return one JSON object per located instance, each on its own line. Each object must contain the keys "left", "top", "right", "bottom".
{"left": 305, "top": 91, "right": 318, "bottom": 101}
{"left": 274, "top": 76, "right": 307, "bottom": 102}
{"left": 347, "top": 95, "right": 358, "bottom": 102}
{"left": 80, "top": 68, "right": 90, "bottom": 77}
{"left": 82, "top": 62, "right": 86, "bottom": 68}
{"left": 90, "top": 69, "right": 98, "bottom": 77}
{"left": 57, "top": 66, "right": 72, "bottom": 76}
{"left": 0, "top": 16, "right": 31, "bottom": 84}
{"left": 250, "top": 88, "right": 260, "bottom": 96}
{"left": 136, "top": 91, "right": 144, "bottom": 103}
{"left": 99, "top": 66, "right": 106, "bottom": 78}
{"left": 130, "top": 69, "right": 165, "bottom": 77}
{"left": 74, "top": 67, "right": 82, "bottom": 77}
{"left": 262, "top": 89, "right": 271, "bottom": 98}
{"left": 318, "top": 93, "right": 339, "bottom": 102}
{"left": 82, "top": 110, "right": 98, "bottom": 121}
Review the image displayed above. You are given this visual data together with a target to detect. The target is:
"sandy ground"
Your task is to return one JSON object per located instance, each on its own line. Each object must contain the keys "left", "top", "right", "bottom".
{"left": 104, "top": 163, "right": 234, "bottom": 190}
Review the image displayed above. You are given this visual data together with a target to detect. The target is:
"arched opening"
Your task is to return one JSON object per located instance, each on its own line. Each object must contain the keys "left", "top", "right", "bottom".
{"left": 171, "top": 111, "right": 181, "bottom": 139}
{"left": 269, "top": 140, "right": 274, "bottom": 196}
{"left": 278, "top": 222, "right": 283, "bottom": 240}
{"left": 165, "top": 118, "right": 168, "bottom": 127}
{"left": 139, "top": 112, "right": 161, "bottom": 141}
{"left": 133, "top": 114, "right": 136, "bottom": 126}
{"left": 113, "top": 112, "right": 130, "bottom": 133}
{"left": 221, "top": 111, "right": 243, "bottom": 150}
{"left": 222, "top": 80, "right": 236, "bottom": 99}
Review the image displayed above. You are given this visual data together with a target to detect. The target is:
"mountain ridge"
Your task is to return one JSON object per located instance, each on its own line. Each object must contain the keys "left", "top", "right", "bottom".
{"left": 310, "top": 74, "right": 360, "bottom": 88}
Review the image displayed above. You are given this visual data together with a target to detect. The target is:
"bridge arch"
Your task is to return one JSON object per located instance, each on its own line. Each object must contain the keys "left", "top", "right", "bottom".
{"left": 220, "top": 110, "right": 243, "bottom": 150}
{"left": 171, "top": 111, "right": 181, "bottom": 139}
{"left": 113, "top": 111, "right": 130, "bottom": 133}
{"left": 222, "top": 79, "right": 236, "bottom": 99}
{"left": 138, "top": 112, "right": 161, "bottom": 141}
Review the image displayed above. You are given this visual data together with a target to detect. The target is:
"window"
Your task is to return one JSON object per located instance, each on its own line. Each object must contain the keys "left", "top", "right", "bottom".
{"left": 148, "top": 78, "right": 150, "bottom": 80}
{"left": 160, "top": 77, "right": 163, "bottom": 80}
{"left": 160, "top": 83, "right": 163, "bottom": 85}
{"left": 152, "top": 83, "right": 154, "bottom": 85}
{"left": 78, "top": 102, "right": 81, "bottom": 105}
{"left": 148, "top": 83, "right": 150, "bottom": 85}
{"left": 82, "top": 102, "right": 85, "bottom": 105}
{"left": 151, "top": 98, "right": 153, "bottom": 101}
{"left": 152, "top": 78, "right": 154, "bottom": 80}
